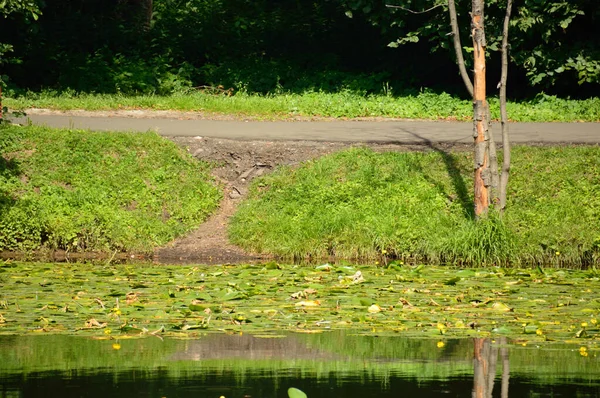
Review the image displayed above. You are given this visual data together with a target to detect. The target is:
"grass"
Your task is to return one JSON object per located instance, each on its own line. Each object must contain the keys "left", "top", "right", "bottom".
{"left": 229, "top": 146, "right": 600, "bottom": 267}
{"left": 0, "top": 125, "right": 221, "bottom": 252}
{"left": 5, "top": 90, "right": 600, "bottom": 122}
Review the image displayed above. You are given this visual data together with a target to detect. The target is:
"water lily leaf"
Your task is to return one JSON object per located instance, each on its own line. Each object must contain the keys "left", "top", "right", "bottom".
{"left": 575, "top": 329, "right": 588, "bottom": 338}
{"left": 264, "top": 262, "right": 282, "bottom": 270}
{"left": 387, "top": 263, "right": 403, "bottom": 271}
{"left": 491, "top": 302, "right": 512, "bottom": 312}
{"left": 288, "top": 387, "right": 307, "bottom": 398}
{"left": 195, "top": 292, "right": 213, "bottom": 301}
{"left": 368, "top": 304, "right": 382, "bottom": 313}
{"left": 523, "top": 325, "right": 540, "bottom": 334}
{"left": 120, "top": 324, "right": 145, "bottom": 333}
{"left": 220, "top": 290, "right": 245, "bottom": 301}
{"left": 295, "top": 300, "right": 321, "bottom": 308}
{"left": 130, "top": 283, "right": 149, "bottom": 289}
{"left": 492, "top": 326, "right": 511, "bottom": 334}
{"left": 92, "top": 271, "right": 114, "bottom": 277}
{"left": 182, "top": 323, "right": 209, "bottom": 330}
{"left": 411, "top": 264, "right": 425, "bottom": 274}
{"left": 444, "top": 277, "right": 461, "bottom": 286}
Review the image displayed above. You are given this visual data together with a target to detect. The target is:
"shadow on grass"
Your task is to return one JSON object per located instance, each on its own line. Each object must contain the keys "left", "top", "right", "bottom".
{"left": 396, "top": 132, "right": 475, "bottom": 219}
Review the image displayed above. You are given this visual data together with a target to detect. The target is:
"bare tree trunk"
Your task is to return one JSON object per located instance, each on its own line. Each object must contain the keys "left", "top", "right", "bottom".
{"left": 498, "top": 0, "right": 513, "bottom": 212}
{"left": 472, "top": 338, "right": 488, "bottom": 398}
{"left": 486, "top": 342, "right": 498, "bottom": 398}
{"left": 500, "top": 338, "right": 510, "bottom": 398}
{"left": 472, "top": 338, "right": 498, "bottom": 397}
{"left": 471, "top": 0, "right": 490, "bottom": 217}
{"left": 448, "top": 0, "right": 473, "bottom": 97}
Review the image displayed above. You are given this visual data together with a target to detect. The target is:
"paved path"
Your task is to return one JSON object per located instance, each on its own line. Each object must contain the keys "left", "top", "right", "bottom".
{"left": 16, "top": 113, "right": 600, "bottom": 143}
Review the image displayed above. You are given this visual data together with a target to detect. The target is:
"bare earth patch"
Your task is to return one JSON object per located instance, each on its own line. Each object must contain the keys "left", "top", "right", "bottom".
{"left": 156, "top": 136, "right": 470, "bottom": 264}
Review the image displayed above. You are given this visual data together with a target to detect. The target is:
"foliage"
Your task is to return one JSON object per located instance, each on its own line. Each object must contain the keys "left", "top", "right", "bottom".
{"left": 5, "top": 91, "right": 600, "bottom": 122}
{"left": 342, "top": 0, "right": 600, "bottom": 91}
{"left": 0, "top": 0, "right": 597, "bottom": 97}
{"left": 230, "top": 146, "right": 600, "bottom": 266}
{"left": 0, "top": 125, "right": 221, "bottom": 252}
{"left": 1, "top": 261, "right": 600, "bottom": 343}
{"left": 0, "top": 0, "right": 40, "bottom": 18}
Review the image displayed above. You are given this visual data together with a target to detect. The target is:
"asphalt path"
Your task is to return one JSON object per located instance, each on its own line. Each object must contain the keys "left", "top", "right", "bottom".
{"left": 16, "top": 113, "right": 600, "bottom": 144}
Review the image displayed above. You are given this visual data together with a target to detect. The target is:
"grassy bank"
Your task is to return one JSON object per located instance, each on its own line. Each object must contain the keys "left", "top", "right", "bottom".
{"left": 229, "top": 146, "right": 600, "bottom": 267}
{"left": 6, "top": 91, "right": 600, "bottom": 122}
{"left": 0, "top": 125, "right": 221, "bottom": 253}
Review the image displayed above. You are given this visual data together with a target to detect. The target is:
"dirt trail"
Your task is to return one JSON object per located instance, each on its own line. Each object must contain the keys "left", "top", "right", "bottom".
{"left": 156, "top": 137, "right": 351, "bottom": 264}
{"left": 155, "top": 137, "right": 468, "bottom": 264}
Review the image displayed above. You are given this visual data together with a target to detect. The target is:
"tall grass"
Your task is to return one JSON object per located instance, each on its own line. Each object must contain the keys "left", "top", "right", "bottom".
{"left": 229, "top": 146, "right": 600, "bottom": 267}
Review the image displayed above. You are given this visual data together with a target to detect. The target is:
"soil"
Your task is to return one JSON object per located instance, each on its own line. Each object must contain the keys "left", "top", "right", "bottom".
{"left": 155, "top": 136, "right": 470, "bottom": 264}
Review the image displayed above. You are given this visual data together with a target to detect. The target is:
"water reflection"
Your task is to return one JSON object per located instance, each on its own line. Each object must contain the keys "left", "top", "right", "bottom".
{"left": 0, "top": 334, "right": 598, "bottom": 397}
{"left": 473, "top": 338, "right": 509, "bottom": 398}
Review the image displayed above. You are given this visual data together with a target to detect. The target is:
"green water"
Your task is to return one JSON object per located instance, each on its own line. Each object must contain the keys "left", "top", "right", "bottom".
{"left": 0, "top": 333, "right": 599, "bottom": 397}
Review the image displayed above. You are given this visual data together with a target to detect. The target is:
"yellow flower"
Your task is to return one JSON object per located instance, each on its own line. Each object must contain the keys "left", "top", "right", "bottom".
{"left": 536, "top": 329, "right": 543, "bottom": 336}
{"left": 381, "top": 249, "right": 388, "bottom": 255}
{"left": 112, "top": 343, "right": 121, "bottom": 350}
{"left": 581, "top": 322, "right": 588, "bottom": 328}
{"left": 437, "top": 341, "right": 445, "bottom": 348}
{"left": 555, "top": 251, "right": 561, "bottom": 256}
{"left": 591, "top": 319, "right": 598, "bottom": 325}
{"left": 104, "top": 329, "right": 112, "bottom": 335}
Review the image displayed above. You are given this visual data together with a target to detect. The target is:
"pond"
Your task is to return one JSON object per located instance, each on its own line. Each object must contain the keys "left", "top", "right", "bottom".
{"left": 1, "top": 333, "right": 599, "bottom": 397}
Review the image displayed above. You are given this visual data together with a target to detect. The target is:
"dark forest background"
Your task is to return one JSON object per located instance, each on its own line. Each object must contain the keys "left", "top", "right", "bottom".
{"left": 1, "top": 0, "right": 598, "bottom": 99}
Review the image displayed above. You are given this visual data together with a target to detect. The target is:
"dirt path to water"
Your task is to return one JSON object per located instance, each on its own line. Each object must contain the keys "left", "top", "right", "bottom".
{"left": 156, "top": 137, "right": 471, "bottom": 264}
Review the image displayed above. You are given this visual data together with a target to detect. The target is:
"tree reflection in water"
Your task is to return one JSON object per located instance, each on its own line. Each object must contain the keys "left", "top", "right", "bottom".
{"left": 473, "top": 338, "right": 510, "bottom": 398}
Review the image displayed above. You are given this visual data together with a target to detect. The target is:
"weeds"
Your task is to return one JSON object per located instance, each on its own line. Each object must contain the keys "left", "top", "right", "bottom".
{"left": 230, "top": 146, "right": 600, "bottom": 267}
{"left": 0, "top": 125, "right": 221, "bottom": 252}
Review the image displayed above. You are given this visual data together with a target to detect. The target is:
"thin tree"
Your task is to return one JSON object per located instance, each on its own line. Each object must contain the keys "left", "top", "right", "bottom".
{"left": 470, "top": 0, "right": 491, "bottom": 216}
{"left": 448, "top": 0, "right": 513, "bottom": 215}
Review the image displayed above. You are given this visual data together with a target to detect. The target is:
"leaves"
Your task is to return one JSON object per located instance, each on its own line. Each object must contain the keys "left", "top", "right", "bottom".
{"left": 288, "top": 388, "right": 308, "bottom": 398}
{"left": 1, "top": 261, "right": 600, "bottom": 342}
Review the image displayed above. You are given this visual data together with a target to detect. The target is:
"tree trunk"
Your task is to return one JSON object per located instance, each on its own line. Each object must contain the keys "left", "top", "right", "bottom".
{"left": 498, "top": 0, "right": 513, "bottom": 212}
{"left": 500, "top": 337, "right": 510, "bottom": 398}
{"left": 448, "top": 0, "right": 473, "bottom": 97}
{"left": 130, "top": 0, "right": 152, "bottom": 32}
{"left": 472, "top": 338, "right": 497, "bottom": 398}
{"left": 472, "top": 338, "right": 488, "bottom": 398}
{"left": 471, "top": 0, "right": 490, "bottom": 217}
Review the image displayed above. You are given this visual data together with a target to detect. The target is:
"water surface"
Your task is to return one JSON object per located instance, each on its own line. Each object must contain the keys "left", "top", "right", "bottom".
{"left": 1, "top": 333, "right": 599, "bottom": 397}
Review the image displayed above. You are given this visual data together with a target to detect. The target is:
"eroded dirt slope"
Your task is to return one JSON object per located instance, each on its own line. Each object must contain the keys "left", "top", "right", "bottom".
{"left": 156, "top": 137, "right": 467, "bottom": 264}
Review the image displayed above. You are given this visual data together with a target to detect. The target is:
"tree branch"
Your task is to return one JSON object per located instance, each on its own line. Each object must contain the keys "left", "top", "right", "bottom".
{"left": 386, "top": 3, "right": 444, "bottom": 14}
{"left": 448, "top": 0, "right": 473, "bottom": 97}
{"left": 499, "top": 0, "right": 513, "bottom": 212}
